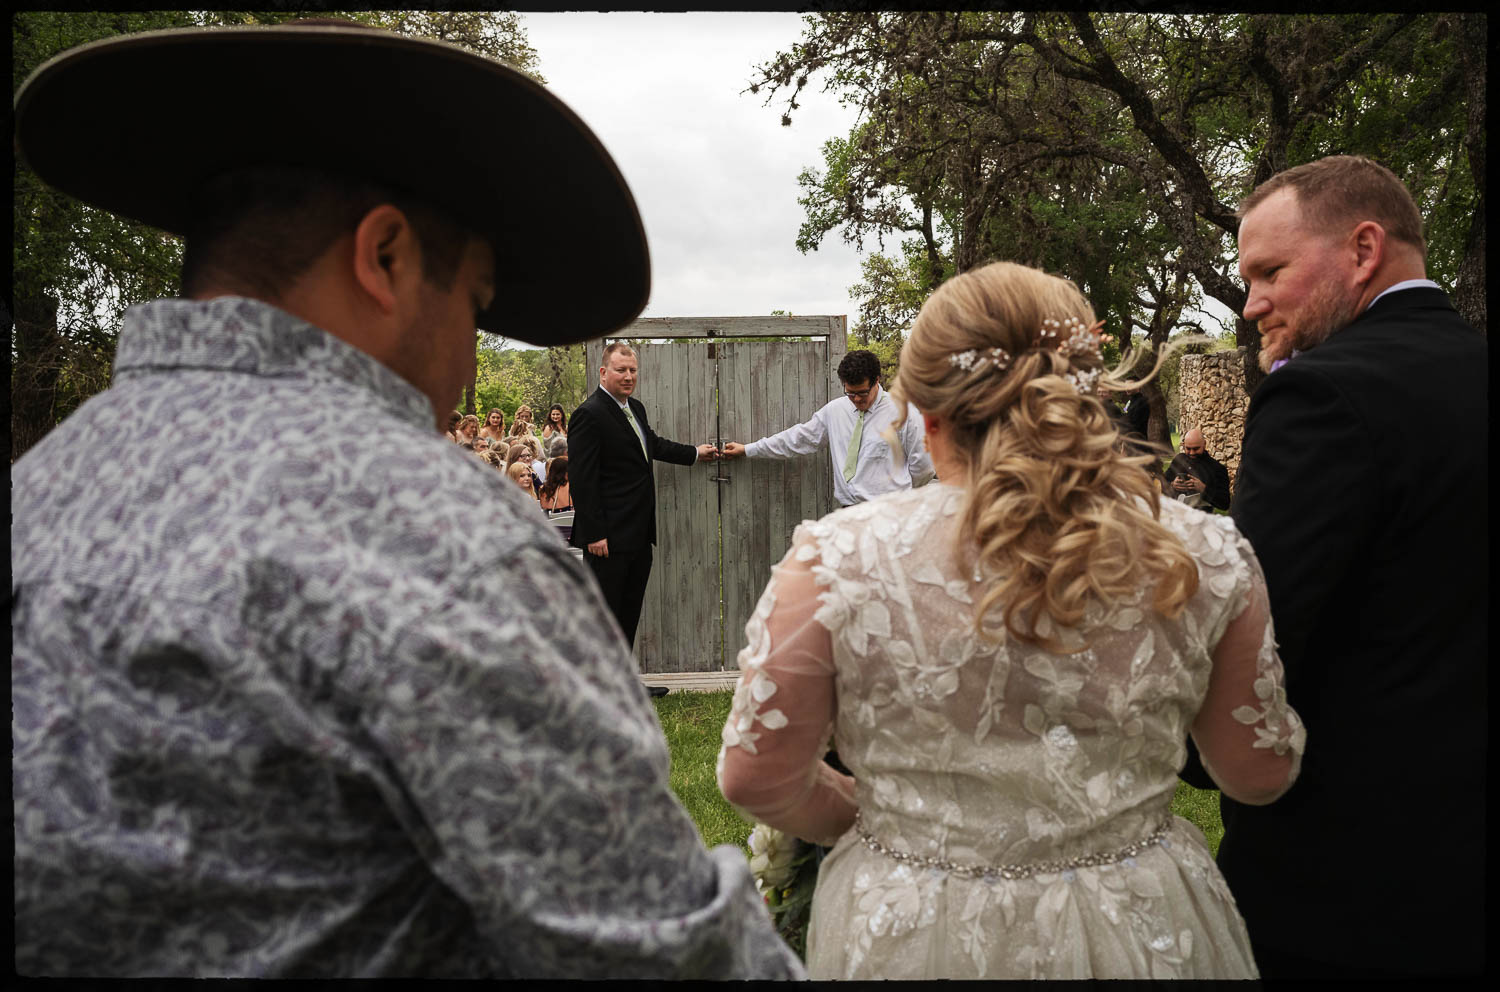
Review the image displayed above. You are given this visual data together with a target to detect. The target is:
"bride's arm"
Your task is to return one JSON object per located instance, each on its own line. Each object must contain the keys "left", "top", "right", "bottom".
{"left": 717, "top": 539, "right": 855, "bottom": 847}
{"left": 1190, "top": 560, "right": 1306, "bottom": 806}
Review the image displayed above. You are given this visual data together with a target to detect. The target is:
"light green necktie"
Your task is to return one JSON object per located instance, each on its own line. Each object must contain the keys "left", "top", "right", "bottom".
{"left": 842, "top": 410, "right": 865, "bottom": 483}
{"left": 623, "top": 405, "right": 648, "bottom": 459}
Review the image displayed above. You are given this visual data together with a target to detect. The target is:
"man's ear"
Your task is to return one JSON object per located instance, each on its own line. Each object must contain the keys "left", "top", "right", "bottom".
{"left": 351, "top": 204, "right": 422, "bottom": 316}
{"left": 1349, "top": 220, "right": 1385, "bottom": 288}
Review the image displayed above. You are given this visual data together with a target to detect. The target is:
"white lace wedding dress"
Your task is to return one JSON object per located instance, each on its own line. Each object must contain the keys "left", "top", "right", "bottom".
{"left": 717, "top": 483, "right": 1304, "bottom": 979}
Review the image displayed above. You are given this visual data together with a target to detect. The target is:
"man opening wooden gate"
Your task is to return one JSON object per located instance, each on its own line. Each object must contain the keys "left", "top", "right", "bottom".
{"left": 585, "top": 316, "right": 847, "bottom": 674}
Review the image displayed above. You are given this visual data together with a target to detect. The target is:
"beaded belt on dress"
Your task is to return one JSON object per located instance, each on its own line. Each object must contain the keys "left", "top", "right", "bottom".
{"left": 853, "top": 811, "right": 1173, "bottom": 881}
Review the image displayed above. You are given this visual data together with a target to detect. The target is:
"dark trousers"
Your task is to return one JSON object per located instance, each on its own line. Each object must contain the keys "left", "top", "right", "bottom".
{"left": 585, "top": 545, "right": 653, "bottom": 648}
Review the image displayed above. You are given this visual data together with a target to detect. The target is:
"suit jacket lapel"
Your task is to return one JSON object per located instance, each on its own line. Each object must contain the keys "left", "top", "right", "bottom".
{"left": 598, "top": 388, "right": 649, "bottom": 465}
{"left": 625, "top": 397, "right": 651, "bottom": 464}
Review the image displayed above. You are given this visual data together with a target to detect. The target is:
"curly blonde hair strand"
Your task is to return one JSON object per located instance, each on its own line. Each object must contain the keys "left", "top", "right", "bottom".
{"left": 891, "top": 261, "right": 1199, "bottom": 652}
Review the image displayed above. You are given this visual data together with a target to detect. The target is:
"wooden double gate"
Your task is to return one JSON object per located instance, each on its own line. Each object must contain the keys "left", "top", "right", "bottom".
{"left": 585, "top": 316, "right": 848, "bottom": 674}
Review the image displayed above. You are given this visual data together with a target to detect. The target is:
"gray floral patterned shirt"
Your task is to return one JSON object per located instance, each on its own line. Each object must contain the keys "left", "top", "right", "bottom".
{"left": 11, "top": 297, "right": 804, "bottom": 980}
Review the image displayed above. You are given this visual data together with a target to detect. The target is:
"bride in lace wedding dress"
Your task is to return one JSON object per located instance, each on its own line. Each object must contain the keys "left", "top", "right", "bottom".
{"left": 717, "top": 261, "right": 1305, "bottom": 979}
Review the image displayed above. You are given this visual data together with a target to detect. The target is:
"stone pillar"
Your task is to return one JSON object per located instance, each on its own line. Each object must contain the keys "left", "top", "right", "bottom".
{"left": 1178, "top": 349, "right": 1251, "bottom": 490}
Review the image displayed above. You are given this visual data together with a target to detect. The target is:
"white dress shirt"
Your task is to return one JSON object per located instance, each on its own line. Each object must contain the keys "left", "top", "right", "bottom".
{"left": 744, "top": 385, "right": 935, "bottom": 506}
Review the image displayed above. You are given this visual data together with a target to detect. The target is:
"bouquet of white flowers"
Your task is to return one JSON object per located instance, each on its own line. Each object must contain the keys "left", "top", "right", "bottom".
{"left": 747, "top": 823, "right": 820, "bottom": 957}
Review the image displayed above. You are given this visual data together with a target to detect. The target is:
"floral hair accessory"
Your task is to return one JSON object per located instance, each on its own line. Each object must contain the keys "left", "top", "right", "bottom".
{"left": 946, "top": 316, "right": 1106, "bottom": 390}
{"left": 1064, "top": 367, "right": 1102, "bottom": 393}
{"left": 1038, "top": 316, "right": 1106, "bottom": 359}
{"left": 949, "top": 346, "right": 1012, "bottom": 372}
{"left": 1038, "top": 315, "right": 1107, "bottom": 394}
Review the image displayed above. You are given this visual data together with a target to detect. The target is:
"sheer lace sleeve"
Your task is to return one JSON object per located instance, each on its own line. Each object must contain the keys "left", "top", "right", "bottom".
{"left": 716, "top": 528, "right": 856, "bottom": 847}
{"left": 1190, "top": 534, "right": 1306, "bottom": 806}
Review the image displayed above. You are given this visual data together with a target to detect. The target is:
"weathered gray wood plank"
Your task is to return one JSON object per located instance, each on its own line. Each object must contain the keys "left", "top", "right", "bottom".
{"left": 622, "top": 315, "right": 840, "bottom": 339}
{"left": 721, "top": 340, "right": 757, "bottom": 668}
{"left": 639, "top": 670, "right": 739, "bottom": 693}
{"left": 633, "top": 340, "right": 665, "bottom": 670}
{"left": 582, "top": 317, "right": 847, "bottom": 673}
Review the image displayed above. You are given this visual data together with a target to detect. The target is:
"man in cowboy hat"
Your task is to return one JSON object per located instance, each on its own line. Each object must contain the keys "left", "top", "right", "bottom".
{"left": 10, "top": 20, "right": 803, "bottom": 979}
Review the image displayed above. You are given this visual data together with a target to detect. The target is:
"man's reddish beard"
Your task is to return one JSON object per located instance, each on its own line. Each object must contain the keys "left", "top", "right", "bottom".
{"left": 1292, "top": 278, "right": 1360, "bottom": 354}
{"left": 1257, "top": 279, "right": 1359, "bottom": 371}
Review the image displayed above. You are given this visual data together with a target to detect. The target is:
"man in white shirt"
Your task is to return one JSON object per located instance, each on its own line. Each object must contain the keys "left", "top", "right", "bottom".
{"left": 721, "top": 349, "right": 935, "bottom": 507}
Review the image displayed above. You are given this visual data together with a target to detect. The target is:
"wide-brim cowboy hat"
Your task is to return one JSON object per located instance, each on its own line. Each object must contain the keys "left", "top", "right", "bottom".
{"left": 12, "top": 22, "right": 649, "bottom": 347}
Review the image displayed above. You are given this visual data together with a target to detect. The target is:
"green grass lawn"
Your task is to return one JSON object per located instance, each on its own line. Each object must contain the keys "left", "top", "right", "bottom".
{"left": 653, "top": 689, "right": 753, "bottom": 852}
{"left": 653, "top": 689, "right": 1224, "bottom": 858}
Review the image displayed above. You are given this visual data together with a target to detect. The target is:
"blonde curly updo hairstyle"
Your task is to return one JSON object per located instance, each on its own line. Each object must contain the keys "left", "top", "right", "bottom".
{"left": 891, "top": 260, "right": 1198, "bottom": 651}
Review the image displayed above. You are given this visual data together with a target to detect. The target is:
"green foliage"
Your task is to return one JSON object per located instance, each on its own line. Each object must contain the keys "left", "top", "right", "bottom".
{"left": 653, "top": 690, "right": 752, "bottom": 852}
{"left": 1171, "top": 780, "right": 1224, "bottom": 857}
{"left": 762, "top": 841, "right": 820, "bottom": 960}
{"left": 849, "top": 332, "right": 903, "bottom": 384}
{"left": 751, "top": 11, "right": 1486, "bottom": 401}
{"left": 474, "top": 336, "right": 588, "bottom": 422}
{"left": 847, "top": 243, "right": 927, "bottom": 348}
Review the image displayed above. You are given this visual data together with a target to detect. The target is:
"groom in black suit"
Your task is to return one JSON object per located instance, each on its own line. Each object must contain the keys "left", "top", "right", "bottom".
{"left": 569, "top": 342, "right": 718, "bottom": 657}
{"left": 1181, "top": 156, "right": 1485, "bottom": 978}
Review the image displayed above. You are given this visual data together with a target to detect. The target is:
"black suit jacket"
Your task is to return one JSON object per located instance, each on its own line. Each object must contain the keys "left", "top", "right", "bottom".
{"left": 1163, "top": 451, "right": 1231, "bottom": 511}
{"left": 1182, "top": 288, "right": 1486, "bottom": 973}
{"left": 568, "top": 386, "right": 697, "bottom": 554}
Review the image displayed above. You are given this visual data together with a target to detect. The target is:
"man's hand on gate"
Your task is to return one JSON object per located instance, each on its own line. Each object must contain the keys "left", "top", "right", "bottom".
{"left": 588, "top": 538, "right": 609, "bottom": 557}
{"left": 696, "top": 443, "right": 720, "bottom": 461}
{"left": 722, "top": 441, "right": 746, "bottom": 459}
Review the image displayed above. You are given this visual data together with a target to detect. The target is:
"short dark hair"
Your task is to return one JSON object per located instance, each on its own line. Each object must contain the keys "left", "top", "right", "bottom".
{"left": 1237, "top": 155, "right": 1426, "bottom": 256}
{"left": 180, "top": 165, "right": 471, "bottom": 299}
{"left": 837, "top": 349, "right": 882, "bottom": 386}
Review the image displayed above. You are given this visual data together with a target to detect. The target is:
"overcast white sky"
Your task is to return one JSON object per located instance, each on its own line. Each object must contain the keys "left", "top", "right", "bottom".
{"left": 522, "top": 12, "right": 867, "bottom": 325}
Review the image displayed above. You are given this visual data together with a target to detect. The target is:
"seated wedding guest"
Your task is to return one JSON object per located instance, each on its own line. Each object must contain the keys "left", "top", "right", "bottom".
{"left": 539, "top": 456, "right": 572, "bottom": 512}
{"left": 507, "top": 460, "right": 539, "bottom": 497}
{"left": 478, "top": 407, "right": 507, "bottom": 444}
{"left": 1162, "top": 429, "right": 1231, "bottom": 511}
{"left": 526, "top": 436, "right": 548, "bottom": 485}
{"left": 510, "top": 404, "right": 536, "bottom": 438}
{"left": 541, "top": 403, "right": 568, "bottom": 440}
{"left": 445, "top": 409, "right": 463, "bottom": 440}
{"left": 505, "top": 444, "right": 542, "bottom": 496}
{"left": 457, "top": 413, "right": 481, "bottom": 445}
{"left": 717, "top": 260, "right": 1303, "bottom": 980}
{"left": 489, "top": 439, "right": 511, "bottom": 463}
{"left": 481, "top": 448, "right": 506, "bottom": 470}
{"left": 505, "top": 444, "right": 532, "bottom": 472}
{"left": 547, "top": 434, "right": 568, "bottom": 459}
{"left": 11, "top": 18, "right": 802, "bottom": 980}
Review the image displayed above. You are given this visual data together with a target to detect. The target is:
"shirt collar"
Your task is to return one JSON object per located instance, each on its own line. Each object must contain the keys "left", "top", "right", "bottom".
{"left": 599, "top": 384, "right": 631, "bottom": 409}
{"left": 1366, "top": 278, "right": 1442, "bottom": 311}
{"left": 113, "top": 296, "right": 434, "bottom": 428}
